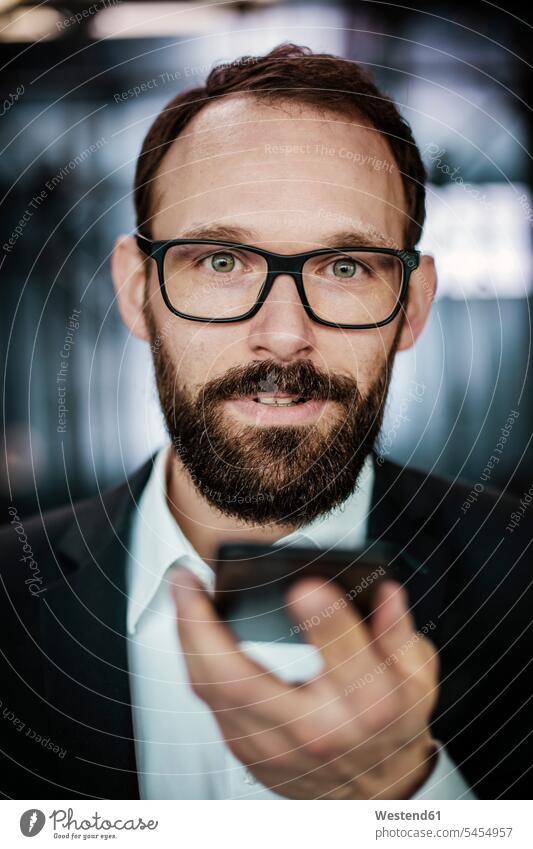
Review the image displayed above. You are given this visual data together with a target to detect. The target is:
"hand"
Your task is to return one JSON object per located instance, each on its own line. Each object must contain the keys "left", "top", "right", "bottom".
{"left": 171, "top": 568, "right": 440, "bottom": 799}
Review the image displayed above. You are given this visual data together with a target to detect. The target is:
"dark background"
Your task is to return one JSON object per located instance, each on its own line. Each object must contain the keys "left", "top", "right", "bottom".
{"left": 1, "top": 0, "right": 532, "bottom": 519}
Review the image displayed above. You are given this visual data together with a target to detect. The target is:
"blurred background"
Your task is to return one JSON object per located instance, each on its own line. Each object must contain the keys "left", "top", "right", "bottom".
{"left": 1, "top": 0, "right": 532, "bottom": 518}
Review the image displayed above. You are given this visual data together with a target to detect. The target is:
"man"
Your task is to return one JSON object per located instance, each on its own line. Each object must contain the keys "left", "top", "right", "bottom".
{"left": 1, "top": 43, "right": 531, "bottom": 801}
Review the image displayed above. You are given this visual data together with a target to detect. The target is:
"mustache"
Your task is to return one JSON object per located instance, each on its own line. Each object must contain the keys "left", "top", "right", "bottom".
{"left": 198, "top": 358, "right": 361, "bottom": 405}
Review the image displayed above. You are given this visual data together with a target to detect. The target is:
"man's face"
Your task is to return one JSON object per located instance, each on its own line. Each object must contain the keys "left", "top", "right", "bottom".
{"left": 115, "top": 96, "right": 432, "bottom": 527}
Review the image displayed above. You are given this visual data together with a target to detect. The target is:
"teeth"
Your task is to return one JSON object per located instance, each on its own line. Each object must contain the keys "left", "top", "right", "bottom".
{"left": 256, "top": 396, "right": 301, "bottom": 406}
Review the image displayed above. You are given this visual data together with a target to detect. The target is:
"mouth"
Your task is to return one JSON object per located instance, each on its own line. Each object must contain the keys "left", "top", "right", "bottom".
{"left": 251, "top": 392, "right": 308, "bottom": 407}
{"left": 224, "top": 392, "right": 328, "bottom": 424}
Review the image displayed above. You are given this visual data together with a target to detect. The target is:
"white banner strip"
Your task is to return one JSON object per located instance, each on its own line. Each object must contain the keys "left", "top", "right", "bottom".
{"left": 1, "top": 799, "right": 530, "bottom": 848}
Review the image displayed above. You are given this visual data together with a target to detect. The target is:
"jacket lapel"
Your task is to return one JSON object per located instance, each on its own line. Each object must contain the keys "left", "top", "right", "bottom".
{"left": 40, "top": 457, "right": 154, "bottom": 799}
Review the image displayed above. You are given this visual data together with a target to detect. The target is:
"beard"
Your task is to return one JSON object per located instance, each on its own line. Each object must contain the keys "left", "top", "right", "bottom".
{"left": 146, "top": 308, "right": 400, "bottom": 528}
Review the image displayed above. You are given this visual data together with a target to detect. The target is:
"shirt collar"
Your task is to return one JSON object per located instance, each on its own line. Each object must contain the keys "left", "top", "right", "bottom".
{"left": 127, "top": 443, "right": 374, "bottom": 635}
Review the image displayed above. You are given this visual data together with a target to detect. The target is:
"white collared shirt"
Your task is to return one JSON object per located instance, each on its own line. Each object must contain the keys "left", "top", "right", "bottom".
{"left": 126, "top": 444, "right": 475, "bottom": 799}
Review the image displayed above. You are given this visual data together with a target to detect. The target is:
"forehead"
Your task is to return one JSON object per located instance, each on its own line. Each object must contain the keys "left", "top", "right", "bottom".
{"left": 150, "top": 95, "right": 408, "bottom": 249}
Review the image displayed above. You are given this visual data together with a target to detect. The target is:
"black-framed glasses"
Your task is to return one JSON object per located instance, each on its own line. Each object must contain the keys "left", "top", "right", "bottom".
{"left": 135, "top": 234, "right": 420, "bottom": 329}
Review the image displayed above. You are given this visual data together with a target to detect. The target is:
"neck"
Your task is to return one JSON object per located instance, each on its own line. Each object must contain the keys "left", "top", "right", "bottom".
{"left": 163, "top": 447, "right": 302, "bottom": 566}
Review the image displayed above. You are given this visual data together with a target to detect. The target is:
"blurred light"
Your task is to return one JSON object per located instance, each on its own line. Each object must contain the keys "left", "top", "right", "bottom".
{"left": 0, "top": 0, "right": 24, "bottom": 11}
{"left": 91, "top": 2, "right": 238, "bottom": 39}
{"left": 0, "top": 4, "right": 61, "bottom": 41}
{"left": 0, "top": 425, "right": 47, "bottom": 496}
{"left": 420, "top": 183, "right": 533, "bottom": 299}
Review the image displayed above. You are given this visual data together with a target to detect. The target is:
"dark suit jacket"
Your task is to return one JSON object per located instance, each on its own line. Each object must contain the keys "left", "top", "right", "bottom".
{"left": 1, "top": 452, "right": 531, "bottom": 799}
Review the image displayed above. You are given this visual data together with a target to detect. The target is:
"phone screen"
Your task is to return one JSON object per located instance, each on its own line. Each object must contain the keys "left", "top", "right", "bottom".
{"left": 213, "top": 540, "right": 403, "bottom": 644}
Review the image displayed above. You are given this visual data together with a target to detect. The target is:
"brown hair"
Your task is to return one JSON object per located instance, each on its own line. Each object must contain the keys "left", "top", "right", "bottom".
{"left": 134, "top": 42, "right": 426, "bottom": 248}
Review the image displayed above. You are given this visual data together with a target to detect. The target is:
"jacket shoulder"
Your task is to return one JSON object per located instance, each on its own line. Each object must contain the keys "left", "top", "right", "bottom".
{"left": 375, "top": 453, "right": 523, "bottom": 523}
{"left": 0, "top": 456, "right": 154, "bottom": 593}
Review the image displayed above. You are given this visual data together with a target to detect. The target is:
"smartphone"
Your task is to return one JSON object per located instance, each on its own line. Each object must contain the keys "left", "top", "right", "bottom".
{"left": 213, "top": 539, "right": 405, "bottom": 644}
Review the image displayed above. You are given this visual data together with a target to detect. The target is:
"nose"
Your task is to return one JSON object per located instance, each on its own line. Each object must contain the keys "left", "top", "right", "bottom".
{"left": 247, "top": 273, "right": 316, "bottom": 362}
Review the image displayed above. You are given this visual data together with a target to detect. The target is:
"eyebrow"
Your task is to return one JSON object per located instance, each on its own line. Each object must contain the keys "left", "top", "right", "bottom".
{"left": 174, "top": 224, "right": 395, "bottom": 249}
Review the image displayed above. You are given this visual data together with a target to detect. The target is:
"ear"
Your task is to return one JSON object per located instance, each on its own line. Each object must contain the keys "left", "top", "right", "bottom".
{"left": 396, "top": 253, "right": 437, "bottom": 352}
{"left": 111, "top": 234, "right": 151, "bottom": 342}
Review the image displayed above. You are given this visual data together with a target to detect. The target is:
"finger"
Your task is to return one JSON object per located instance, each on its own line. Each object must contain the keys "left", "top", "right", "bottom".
{"left": 284, "top": 576, "right": 383, "bottom": 689}
{"left": 170, "top": 567, "right": 294, "bottom": 709}
{"left": 370, "top": 581, "right": 437, "bottom": 680}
